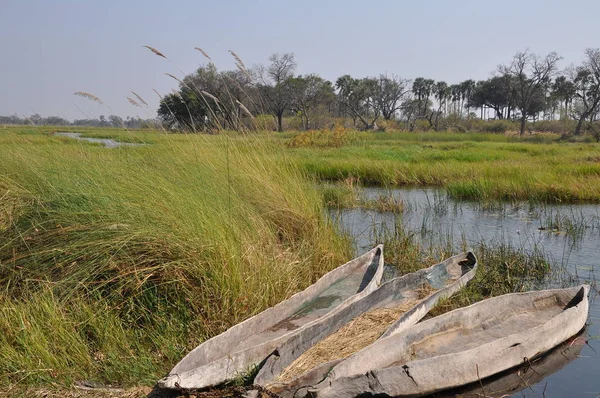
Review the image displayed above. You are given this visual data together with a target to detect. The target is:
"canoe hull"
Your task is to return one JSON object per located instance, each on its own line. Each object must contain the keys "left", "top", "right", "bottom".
{"left": 158, "top": 245, "right": 385, "bottom": 390}
{"left": 309, "top": 285, "right": 589, "bottom": 398}
{"left": 436, "top": 332, "right": 584, "bottom": 398}
{"left": 260, "top": 252, "right": 478, "bottom": 397}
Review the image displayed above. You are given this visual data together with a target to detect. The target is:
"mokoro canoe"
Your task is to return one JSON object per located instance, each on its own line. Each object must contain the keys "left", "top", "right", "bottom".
{"left": 308, "top": 285, "right": 590, "bottom": 398}
{"left": 258, "top": 252, "right": 478, "bottom": 397}
{"left": 158, "top": 245, "right": 385, "bottom": 390}
{"left": 435, "top": 331, "right": 585, "bottom": 398}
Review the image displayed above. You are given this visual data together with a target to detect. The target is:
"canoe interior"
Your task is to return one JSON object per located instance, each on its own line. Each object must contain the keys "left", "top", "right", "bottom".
{"left": 267, "top": 252, "right": 477, "bottom": 388}
{"left": 385, "top": 286, "right": 586, "bottom": 367}
{"left": 233, "top": 250, "right": 382, "bottom": 353}
{"left": 307, "top": 286, "right": 588, "bottom": 398}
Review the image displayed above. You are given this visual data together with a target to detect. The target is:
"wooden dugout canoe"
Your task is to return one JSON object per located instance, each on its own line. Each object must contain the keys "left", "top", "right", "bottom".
{"left": 308, "top": 285, "right": 590, "bottom": 398}
{"left": 158, "top": 245, "right": 386, "bottom": 390}
{"left": 435, "top": 332, "right": 585, "bottom": 398}
{"left": 258, "top": 252, "right": 478, "bottom": 397}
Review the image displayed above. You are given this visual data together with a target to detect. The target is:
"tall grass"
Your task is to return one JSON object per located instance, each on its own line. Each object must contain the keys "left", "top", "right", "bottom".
{"left": 282, "top": 131, "right": 600, "bottom": 203}
{"left": 0, "top": 128, "right": 350, "bottom": 387}
{"left": 364, "top": 211, "right": 564, "bottom": 318}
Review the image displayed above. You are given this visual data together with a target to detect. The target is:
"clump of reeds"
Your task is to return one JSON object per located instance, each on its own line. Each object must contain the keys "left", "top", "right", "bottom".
{"left": 362, "top": 193, "right": 403, "bottom": 213}
{"left": 426, "top": 241, "right": 556, "bottom": 318}
{"left": 0, "top": 128, "right": 351, "bottom": 386}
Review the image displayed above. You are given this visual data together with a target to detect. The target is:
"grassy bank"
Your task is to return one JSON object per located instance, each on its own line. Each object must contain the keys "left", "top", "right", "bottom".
{"left": 0, "top": 125, "right": 594, "bottom": 393}
{"left": 0, "top": 127, "right": 350, "bottom": 388}
{"left": 283, "top": 129, "right": 600, "bottom": 203}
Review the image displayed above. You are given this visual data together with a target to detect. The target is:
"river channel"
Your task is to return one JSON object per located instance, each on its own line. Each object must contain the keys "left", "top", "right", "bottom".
{"left": 331, "top": 188, "right": 599, "bottom": 397}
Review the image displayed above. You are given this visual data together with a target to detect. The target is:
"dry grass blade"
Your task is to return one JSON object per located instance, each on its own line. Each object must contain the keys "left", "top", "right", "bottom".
{"left": 131, "top": 91, "right": 148, "bottom": 106}
{"left": 127, "top": 97, "right": 141, "bottom": 107}
{"left": 143, "top": 45, "right": 166, "bottom": 58}
{"left": 237, "top": 100, "right": 255, "bottom": 119}
{"left": 201, "top": 90, "right": 220, "bottom": 103}
{"left": 165, "top": 73, "right": 183, "bottom": 84}
{"left": 194, "top": 47, "right": 212, "bottom": 61}
{"left": 152, "top": 89, "right": 163, "bottom": 99}
{"left": 171, "top": 89, "right": 185, "bottom": 101}
{"left": 229, "top": 50, "right": 247, "bottom": 73}
{"left": 73, "top": 92, "right": 103, "bottom": 104}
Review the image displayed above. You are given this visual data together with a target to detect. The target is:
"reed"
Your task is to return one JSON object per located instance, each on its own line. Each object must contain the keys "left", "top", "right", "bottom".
{"left": 0, "top": 127, "right": 350, "bottom": 387}
{"left": 282, "top": 130, "right": 600, "bottom": 203}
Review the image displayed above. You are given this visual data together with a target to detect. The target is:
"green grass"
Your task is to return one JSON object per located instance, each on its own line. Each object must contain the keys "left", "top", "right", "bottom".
{"left": 0, "top": 127, "right": 350, "bottom": 387}
{"left": 426, "top": 241, "right": 561, "bottom": 318}
{"left": 0, "top": 125, "right": 596, "bottom": 391}
{"left": 281, "top": 130, "right": 600, "bottom": 203}
{"left": 368, "top": 213, "right": 563, "bottom": 318}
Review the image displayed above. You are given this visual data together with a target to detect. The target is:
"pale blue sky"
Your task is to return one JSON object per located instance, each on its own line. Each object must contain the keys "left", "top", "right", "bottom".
{"left": 1, "top": 0, "right": 599, "bottom": 120}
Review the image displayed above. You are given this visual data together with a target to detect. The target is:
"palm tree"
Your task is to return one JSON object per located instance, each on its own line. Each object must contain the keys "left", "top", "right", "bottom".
{"left": 460, "top": 80, "right": 476, "bottom": 117}
{"left": 433, "top": 81, "right": 450, "bottom": 129}
{"left": 412, "top": 78, "right": 435, "bottom": 117}
{"left": 552, "top": 76, "right": 576, "bottom": 120}
{"left": 450, "top": 84, "right": 462, "bottom": 115}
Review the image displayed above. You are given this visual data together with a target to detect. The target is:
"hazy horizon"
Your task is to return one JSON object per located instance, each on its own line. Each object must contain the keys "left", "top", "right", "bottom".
{"left": 1, "top": 0, "right": 599, "bottom": 120}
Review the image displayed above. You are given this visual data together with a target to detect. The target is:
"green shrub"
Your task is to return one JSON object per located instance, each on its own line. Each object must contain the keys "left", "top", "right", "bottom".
{"left": 483, "top": 120, "right": 512, "bottom": 133}
{"left": 287, "top": 127, "right": 367, "bottom": 148}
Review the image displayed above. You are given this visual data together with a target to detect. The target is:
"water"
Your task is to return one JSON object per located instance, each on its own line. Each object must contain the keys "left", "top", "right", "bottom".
{"left": 331, "top": 188, "right": 600, "bottom": 397}
{"left": 54, "top": 132, "right": 142, "bottom": 148}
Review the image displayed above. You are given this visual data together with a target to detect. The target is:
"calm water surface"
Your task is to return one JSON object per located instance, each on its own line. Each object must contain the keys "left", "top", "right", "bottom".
{"left": 55, "top": 132, "right": 141, "bottom": 148}
{"left": 332, "top": 188, "right": 599, "bottom": 397}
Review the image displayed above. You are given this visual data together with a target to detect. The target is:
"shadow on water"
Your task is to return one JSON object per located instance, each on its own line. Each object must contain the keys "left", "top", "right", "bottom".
{"left": 330, "top": 187, "right": 600, "bottom": 397}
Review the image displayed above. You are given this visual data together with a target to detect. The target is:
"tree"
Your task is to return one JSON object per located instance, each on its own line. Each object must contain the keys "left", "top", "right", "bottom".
{"left": 157, "top": 63, "right": 256, "bottom": 132}
{"left": 399, "top": 98, "right": 421, "bottom": 130}
{"left": 432, "top": 81, "right": 450, "bottom": 129}
{"left": 182, "top": 63, "right": 253, "bottom": 130}
{"left": 289, "top": 74, "right": 335, "bottom": 130}
{"left": 29, "top": 114, "right": 42, "bottom": 125}
{"left": 372, "top": 74, "right": 410, "bottom": 120}
{"left": 256, "top": 53, "right": 297, "bottom": 132}
{"left": 336, "top": 76, "right": 380, "bottom": 130}
{"left": 499, "top": 50, "right": 561, "bottom": 135}
{"left": 469, "top": 77, "right": 515, "bottom": 119}
{"left": 569, "top": 48, "right": 600, "bottom": 135}
{"left": 158, "top": 91, "right": 205, "bottom": 131}
{"left": 459, "top": 80, "right": 476, "bottom": 117}
{"left": 108, "top": 115, "right": 123, "bottom": 128}
{"left": 412, "top": 78, "right": 435, "bottom": 118}
{"left": 551, "top": 76, "right": 576, "bottom": 120}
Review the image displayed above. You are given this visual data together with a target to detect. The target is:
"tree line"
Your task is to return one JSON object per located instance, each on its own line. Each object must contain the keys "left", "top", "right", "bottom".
{"left": 0, "top": 114, "right": 157, "bottom": 129}
{"left": 159, "top": 48, "right": 600, "bottom": 135}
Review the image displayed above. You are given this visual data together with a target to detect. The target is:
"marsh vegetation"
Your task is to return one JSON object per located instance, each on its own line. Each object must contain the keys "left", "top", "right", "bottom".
{"left": 0, "top": 126, "right": 598, "bottom": 397}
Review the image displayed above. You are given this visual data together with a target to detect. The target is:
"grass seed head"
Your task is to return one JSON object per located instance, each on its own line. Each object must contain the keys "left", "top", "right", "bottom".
{"left": 195, "top": 47, "right": 212, "bottom": 61}
{"left": 143, "top": 45, "right": 166, "bottom": 58}
{"left": 131, "top": 91, "right": 148, "bottom": 107}
{"left": 127, "top": 97, "right": 141, "bottom": 107}
{"left": 73, "top": 92, "right": 103, "bottom": 104}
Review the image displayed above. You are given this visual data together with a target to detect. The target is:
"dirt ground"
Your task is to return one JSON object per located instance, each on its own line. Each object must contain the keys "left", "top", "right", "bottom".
{"left": 0, "top": 385, "right": 278, "bottom": 398}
